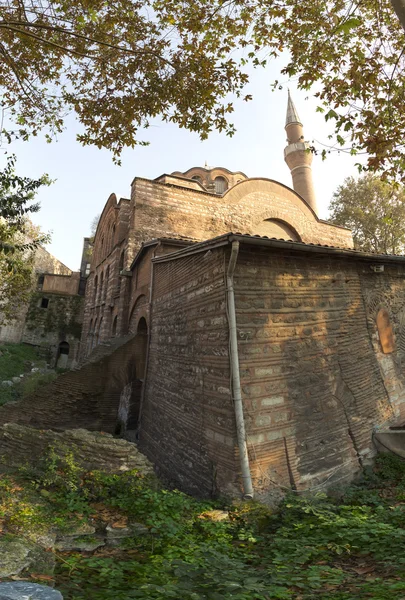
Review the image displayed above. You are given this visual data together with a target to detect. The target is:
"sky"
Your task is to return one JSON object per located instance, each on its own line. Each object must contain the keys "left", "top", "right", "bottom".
{"left": 4, "top": 61, "right": 364, "bottom": 271}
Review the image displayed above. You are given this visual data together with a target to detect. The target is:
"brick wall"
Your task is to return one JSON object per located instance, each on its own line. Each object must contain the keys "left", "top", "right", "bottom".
{"left": 138, "top": 242, "right": 405, "bottom": 500}
{"left": 82, "top": 174, "right": 353, "bottom": 358}
{"left": 127, "top": 178, "right": 352, "bottom": 260}
{"left": 139, "top": 248, "right": 239, "bottom": 497}
{"left": 233, "top": 248, "right": 396, "bottom": 500}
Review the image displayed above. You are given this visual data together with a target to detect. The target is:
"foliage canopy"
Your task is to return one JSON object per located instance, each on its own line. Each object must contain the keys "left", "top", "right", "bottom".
{"left": 1, "top": 0, "right": 405, "bottom": 177}
{"left": 329, "top": 175, "right": 405, "bottom": 254}
{"left": 0, "top": 0, "right": 249, "bottom": 161}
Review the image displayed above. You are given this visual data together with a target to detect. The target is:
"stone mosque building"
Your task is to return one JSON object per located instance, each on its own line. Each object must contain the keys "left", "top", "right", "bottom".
{"left": 4, "top": 94, "right": 405, "bottom": 502}
{"left": 76, "top": 93, "right": 405, "bottom": 500}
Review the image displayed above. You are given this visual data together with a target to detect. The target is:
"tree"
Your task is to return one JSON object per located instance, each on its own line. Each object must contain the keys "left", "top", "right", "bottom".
{"left": 0, "top": 0, "right": 248, "bottom": 161}
{"left": 0, "top": 154, "right": 50, "bottom": 322}
{"left": 329, "top": 175, "right": 405, "bottom": 254}
{"left": 2, "top": 0, "right": 405, "bottom": 178}
{"left": 90, "top": 214, "right": 100, "bottom": 238}
{"left": 156, "top": 0, "right": 405, "bottom": 180}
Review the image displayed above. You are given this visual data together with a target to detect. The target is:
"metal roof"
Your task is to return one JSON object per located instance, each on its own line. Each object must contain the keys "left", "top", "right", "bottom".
{"left": 152, "top": 232, "right": 405, "bottom": 264}
{"left": 285, "top": 90, "right": 302, "bottom": 127}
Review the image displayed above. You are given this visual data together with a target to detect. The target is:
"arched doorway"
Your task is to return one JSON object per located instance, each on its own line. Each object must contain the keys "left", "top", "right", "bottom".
{"left": 128, "top": 317, "right": 148, "bottom": 431}
{"left": 116, "top": 317, "right": 148, "bottom": 438}
{"left": 56, "top": 341, "right": 70, "bottom": 369}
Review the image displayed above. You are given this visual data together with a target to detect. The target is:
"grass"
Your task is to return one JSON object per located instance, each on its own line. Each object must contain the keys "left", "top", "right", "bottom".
{"left": 0, "top": 343, "right": 53, "bottom": 405}
{"left": 2, "top": 449, "right": 405, "bottom": 599}
{"left": 0, "top": 342, "right": 46, "bottom": 381}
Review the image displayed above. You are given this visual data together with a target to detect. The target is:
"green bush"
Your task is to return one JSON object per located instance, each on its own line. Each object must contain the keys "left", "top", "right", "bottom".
{"left": 4, "top": 448, "right": 405, "bottom": 600}
{"left": 20, "top": 371, "right": 57, "bottom": 397}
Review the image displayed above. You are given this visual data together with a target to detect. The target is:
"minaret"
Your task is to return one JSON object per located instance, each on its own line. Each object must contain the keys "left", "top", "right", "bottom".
{"left": 284, "top": 91, "right": 318, "bottom": 214}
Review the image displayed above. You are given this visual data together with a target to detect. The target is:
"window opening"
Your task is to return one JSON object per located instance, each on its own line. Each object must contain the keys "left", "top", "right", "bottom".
{"left": 214, "top": 176, "right": 228, "bottom": 194}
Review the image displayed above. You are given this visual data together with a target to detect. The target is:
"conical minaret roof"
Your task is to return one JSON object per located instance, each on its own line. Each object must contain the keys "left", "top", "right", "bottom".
{"left": 285, "top": 89, "right": 302, "bottom": 127}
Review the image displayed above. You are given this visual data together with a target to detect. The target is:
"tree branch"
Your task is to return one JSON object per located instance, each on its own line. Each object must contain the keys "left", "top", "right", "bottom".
{"left": 0, "top": 20, "right": 176, "bottom": 67}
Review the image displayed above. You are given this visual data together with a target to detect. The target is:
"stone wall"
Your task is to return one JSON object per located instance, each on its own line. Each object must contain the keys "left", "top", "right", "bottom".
{"left": 126, "top": 178, "right": 352, "bottom": 264}
{"left": 22, "top": 292, "right": 84, "bottom": 368}
{"left": 34, "top": 246, "right": 72, "bottom": 276}
{"left": 42, "top": 272, "right": 80, "bottom": 295}
{"left": 0, "top": 424, "right": 154, "bottom": 475}
{"left": 138, "top": 242, "right": 405, "bottom": 500}
{"left": 232, "top": 248, "right": 396, "bottom": 500}
{"left": 0, "top": 247, "right": 73, "bottom": 345}
{"left": 139, "top": 247, "right": 239, "bottom": 497}
{"left": 82, "top": 173, "right": 353, "bottom": 358}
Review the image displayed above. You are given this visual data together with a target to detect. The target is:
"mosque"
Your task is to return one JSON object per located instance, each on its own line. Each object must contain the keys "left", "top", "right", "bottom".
{"left": 2, "top": 94, "right": 402, "bottom": 502}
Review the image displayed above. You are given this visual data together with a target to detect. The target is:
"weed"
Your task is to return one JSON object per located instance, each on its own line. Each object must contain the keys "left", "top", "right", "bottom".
{"left": 3, "top": 450, "right": 405, "bottom": 599}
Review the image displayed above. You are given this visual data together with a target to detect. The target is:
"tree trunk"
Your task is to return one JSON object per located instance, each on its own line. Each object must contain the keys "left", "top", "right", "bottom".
{"left": 390, "top": 0, "right": 405, "bottom": 32}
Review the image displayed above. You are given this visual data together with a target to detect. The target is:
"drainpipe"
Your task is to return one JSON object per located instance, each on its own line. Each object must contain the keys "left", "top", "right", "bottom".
{"left": 226, "top": 241, "right": 254, "bottom": 500}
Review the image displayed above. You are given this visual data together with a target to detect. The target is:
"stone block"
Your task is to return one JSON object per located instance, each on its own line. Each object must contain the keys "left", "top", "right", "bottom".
{"left": 0, "top": 582, "right": 63, "bottom": 600}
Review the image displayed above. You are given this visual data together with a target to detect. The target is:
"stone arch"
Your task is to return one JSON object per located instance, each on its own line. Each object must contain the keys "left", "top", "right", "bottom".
{"left": 137, "top": 316, "right": 148, "bottom": 334}
{"left": 92, "top": 193, "right": 118, "bottom": 266}
{"left": 377, "top": 308, "right": 396, "bottom": 354}
{"left": 363, "top": 288, "right": 395, "bottom": 329}
{"left": 56, "top": 341, "right": 70, "bottom": 369}
{"left": 128, "top": 294, "right": 148, "bottom": 334}
{"left": 112, "top": 329, "right": 148, "bottom": 437}
{"left": 216, "top": 178, "right": 319, "bottom": 242}
{"left": 254, "top": 218, "right": 301, "bottom": 241}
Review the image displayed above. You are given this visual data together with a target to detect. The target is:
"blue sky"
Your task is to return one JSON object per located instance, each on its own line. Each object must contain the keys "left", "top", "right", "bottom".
{"left": 4, "top": 61, "right": 363, "bottom": 271}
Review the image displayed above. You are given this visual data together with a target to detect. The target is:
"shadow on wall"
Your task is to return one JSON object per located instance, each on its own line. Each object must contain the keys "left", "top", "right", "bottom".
{"left": 237, "top": 253, "right": 395, "bottom": 498}
{"left": 114, "top": 318, "right": 148, "bottom": 438}
{"left": 0, "top": 333, "right": 147, "bottom": 435}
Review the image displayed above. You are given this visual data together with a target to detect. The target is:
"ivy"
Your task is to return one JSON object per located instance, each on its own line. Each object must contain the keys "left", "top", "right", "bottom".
{"left": 26, "top": 293, "right": 83, "bottom": 339}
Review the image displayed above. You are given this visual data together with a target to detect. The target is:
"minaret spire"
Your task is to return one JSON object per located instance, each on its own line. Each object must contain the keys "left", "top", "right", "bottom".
{"left": 284, "top": 91, "right": 318, "bottom": 215}
{"left": 285, "top": 89, "right": 302, "bottom": 127}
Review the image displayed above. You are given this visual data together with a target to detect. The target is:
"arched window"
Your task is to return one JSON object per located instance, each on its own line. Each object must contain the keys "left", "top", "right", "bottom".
{"left": 377, "top": 308, "right": 396, "bottom": 354}
{"left": 214, "top": 176, "right": 228, "bottom": 194}
{"left": 192, "top": 175, "right": 203, "bottom": 184}
{"left": 117, "top": 250, "right": 125, "bottom": 292}
{"left": 94, "top": 276, "right": 98, "bottom": 303}
{"left": 110, "top": 223, "right": 116, "bottom": 253}
{"left": 137, "top": 317, "right": 148, "bottom": 335}
{"left": 92, "top": 319, "right": 98, "bottom": 349}
{"left": 104, "top": 266, "right": 110, "bottom": 301}
{"left": 99, "top": 271, "right": 104, "bottom": 303}
{"left": 98, "top": 317, "right": 103, "bottom": 344}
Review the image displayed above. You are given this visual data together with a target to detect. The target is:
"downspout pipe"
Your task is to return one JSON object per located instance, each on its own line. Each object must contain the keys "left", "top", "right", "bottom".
{"left": 226, "top": 241, "right": 254, "bottom": 500}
